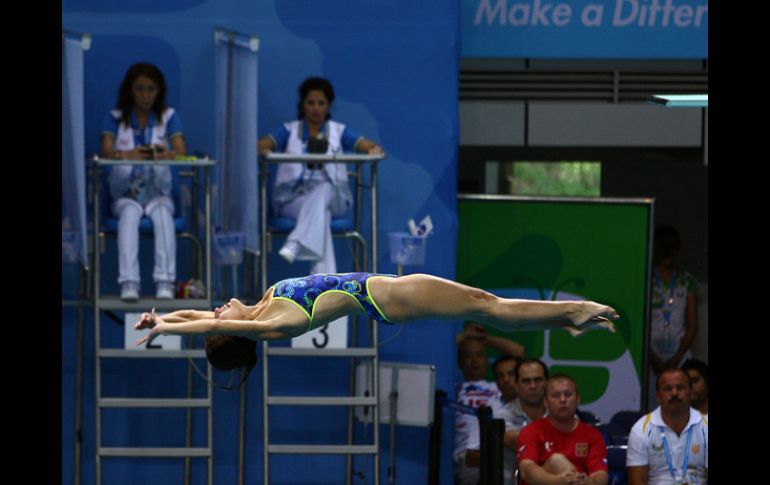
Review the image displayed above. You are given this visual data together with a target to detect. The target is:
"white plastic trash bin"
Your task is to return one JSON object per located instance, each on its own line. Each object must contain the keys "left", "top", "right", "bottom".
{"left": 213, "top": 232, "right": 245, "bottom": 265}
{"left": 388, "top": 232, "right": 427, "bottom": 266}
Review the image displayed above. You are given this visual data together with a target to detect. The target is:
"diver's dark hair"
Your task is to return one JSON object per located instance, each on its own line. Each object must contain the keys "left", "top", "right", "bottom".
{"left": 205, "top": 335, "right": 258, "bottom": 390}
{"left": 297, "top": 76, "right": 335, "bottom": 120}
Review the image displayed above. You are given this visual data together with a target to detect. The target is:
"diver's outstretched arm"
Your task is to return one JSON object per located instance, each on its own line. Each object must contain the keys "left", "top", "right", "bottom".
{"left": 134, "top": 309, "right": 215, "bottom": 328}
{"left": 134, "top": 309, "right": 289, "bottom": 345}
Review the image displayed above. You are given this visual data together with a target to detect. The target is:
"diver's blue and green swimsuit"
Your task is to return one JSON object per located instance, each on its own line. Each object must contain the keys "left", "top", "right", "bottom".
{"left": 270, "top": 272, "right": 397, "bottom": 330}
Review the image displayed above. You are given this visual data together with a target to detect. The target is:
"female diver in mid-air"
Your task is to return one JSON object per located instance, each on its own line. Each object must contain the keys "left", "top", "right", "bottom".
{"left": 134, "top": 272, "right": 619, "bottom": 380}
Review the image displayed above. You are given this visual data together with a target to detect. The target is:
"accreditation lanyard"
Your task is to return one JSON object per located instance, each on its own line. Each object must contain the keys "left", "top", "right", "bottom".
{"left": 654, "top": 270, "right": 677, "bottom": 327}
{"left": 130, "top": 111, "right": 156, "bottom": 147}
{"left": 660, "top": 425, "right": 692, "bottom": 483}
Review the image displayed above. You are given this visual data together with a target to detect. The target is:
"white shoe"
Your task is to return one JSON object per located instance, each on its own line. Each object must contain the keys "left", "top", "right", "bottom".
{"left": 279, "top": 240, "right": 300, "bottom": 264}
{"left": 120, "top": 282, "right": 140, "bottom": 302}
{"left": 156, "top": 282, "right": 175, "bottom": 300}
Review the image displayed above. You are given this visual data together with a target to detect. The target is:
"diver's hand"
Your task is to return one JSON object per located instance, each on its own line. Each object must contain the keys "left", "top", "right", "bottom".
{"left": 136, "top": 308, "right": 166, "bottom": 346}
{"left": 134, "top": 310, "right": 156, "bottom": 330}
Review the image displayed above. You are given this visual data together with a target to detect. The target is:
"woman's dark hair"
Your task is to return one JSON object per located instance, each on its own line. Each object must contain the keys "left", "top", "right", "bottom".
{"left": 205, "top": 335, "right": 258, "bottom": 389}
{"left": 116, "top": 62, "right": 168, "bottom": 125}
{"left": 297, "top": 76, "right": 335, "bottom": 120}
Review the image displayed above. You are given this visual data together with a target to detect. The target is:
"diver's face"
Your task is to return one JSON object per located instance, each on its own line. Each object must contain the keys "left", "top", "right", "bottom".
{"left": 214, "top": 298, "right": 248, "bottom": 320}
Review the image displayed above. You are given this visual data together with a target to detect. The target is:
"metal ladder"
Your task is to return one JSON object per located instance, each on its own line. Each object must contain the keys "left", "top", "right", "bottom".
{"left": 91, "top": 157, "right": 216, "bottom": 485}
{"left": 259, "top": 153, "right": 384, "bottom": 485}
{"left": 261, "top": 319, "right": 381, "bottom": 485}
{"left": 94, "top": 301, "right": 214, "bottom": 485}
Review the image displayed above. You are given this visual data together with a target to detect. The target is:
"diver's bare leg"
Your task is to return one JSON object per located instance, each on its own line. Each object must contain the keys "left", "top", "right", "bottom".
{"left": 373, "top": 274, "right": 617, "bottom": 334}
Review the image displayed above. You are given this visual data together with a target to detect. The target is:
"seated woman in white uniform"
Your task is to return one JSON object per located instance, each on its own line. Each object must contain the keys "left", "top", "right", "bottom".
{"left": 134, "top": 273, "right": 619, "bottom": 385}
{"left": 257, "top": 77, "right": 384, "bottom": 274}
{"left": 100, "top": 63, "right": 187, "bottom": 301}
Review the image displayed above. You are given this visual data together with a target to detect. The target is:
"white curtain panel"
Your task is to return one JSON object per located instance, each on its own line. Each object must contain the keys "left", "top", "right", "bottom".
{"left": 62, "top": 37, "right": 89, "bottom": 269}
{"left": 214, "top": 34, "right": 259, "bottom": 254}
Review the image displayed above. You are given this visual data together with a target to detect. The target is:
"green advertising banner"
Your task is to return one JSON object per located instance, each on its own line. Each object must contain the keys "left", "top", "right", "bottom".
{"left": 457, "top": 195, "right": 652, "bottom": 420}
